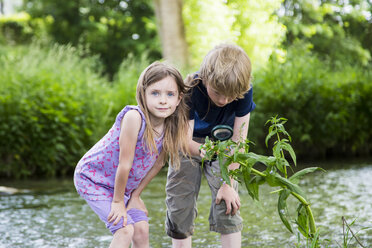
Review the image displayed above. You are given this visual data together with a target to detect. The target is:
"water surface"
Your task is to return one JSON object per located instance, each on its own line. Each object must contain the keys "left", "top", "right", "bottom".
{"left": 1, "top": 160, "right": 371, "bottom": 247}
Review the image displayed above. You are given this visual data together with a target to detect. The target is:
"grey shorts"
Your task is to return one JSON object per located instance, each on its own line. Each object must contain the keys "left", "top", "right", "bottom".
{"left": 165, "top": 140, "right": 243, "bottom": 239}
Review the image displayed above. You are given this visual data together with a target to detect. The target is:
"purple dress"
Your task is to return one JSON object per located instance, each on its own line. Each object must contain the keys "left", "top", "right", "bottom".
{"left": 74, "top": 105, "right": 163, "bottom": 202}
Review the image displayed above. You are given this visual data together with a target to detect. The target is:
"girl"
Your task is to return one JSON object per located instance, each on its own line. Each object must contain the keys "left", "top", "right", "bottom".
{"left": 74, "top": 62, "right": 190, "bottom": 248}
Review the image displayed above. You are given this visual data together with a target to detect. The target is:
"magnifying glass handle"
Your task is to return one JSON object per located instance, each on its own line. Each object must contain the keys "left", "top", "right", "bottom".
{"left": 208, "top": 154, "right": 217, "bottom": 166}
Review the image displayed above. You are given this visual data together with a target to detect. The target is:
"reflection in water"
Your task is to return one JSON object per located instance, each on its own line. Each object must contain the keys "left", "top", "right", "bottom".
{"left": 1, "top": 162, "right": 372, "bottom": 248}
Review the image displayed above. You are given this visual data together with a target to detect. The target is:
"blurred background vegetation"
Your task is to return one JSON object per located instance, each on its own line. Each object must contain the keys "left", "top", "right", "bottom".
{"left": 1, "top": 0, "right": 371, "bottom": 178}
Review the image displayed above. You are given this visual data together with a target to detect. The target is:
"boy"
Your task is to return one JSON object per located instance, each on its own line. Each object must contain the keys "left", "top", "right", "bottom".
{"left": 165, "top": 43, "right": 256, "bottom": 247}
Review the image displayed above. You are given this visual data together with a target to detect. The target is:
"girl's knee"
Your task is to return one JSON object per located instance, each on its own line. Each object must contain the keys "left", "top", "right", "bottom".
{"left": 133, "top": 222, "right": 149, "bottom": 244}
{"left": 114, "top": 225, "right": 135, "bottom": 240}
{"left": 110, "top": 225, "right": 135, "bottom": 248}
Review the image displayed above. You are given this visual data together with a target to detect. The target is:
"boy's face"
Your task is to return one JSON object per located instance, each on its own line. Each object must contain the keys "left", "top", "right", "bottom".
{"left": 206, "top": 84, "right": 235, "bottom": 107}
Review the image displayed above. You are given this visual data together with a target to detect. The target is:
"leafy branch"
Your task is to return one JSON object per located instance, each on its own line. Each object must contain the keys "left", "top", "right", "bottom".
{"left": 201, "top": 116, "right": 325, "bottom": 243}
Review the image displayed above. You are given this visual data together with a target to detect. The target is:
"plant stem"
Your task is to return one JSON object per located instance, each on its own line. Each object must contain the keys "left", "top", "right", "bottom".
{"left": 291, "top": 191, "right": 317, "bottom": 236}
{"left": 275, "top": 128, "right": 288, "bottom": 178}
{"left": 237, "top": 160, "right": 266, "bottom": 177}
{"left": 240, "top": 158, "right": 317, "bottom": 236}
{"left": 251, "top": 167, "right": 266, "bottom": 177}
{"left": 342, "top": 216, "right": 366, "bottom": 248}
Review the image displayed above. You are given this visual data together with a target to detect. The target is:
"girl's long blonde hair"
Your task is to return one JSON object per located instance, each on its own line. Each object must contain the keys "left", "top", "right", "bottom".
{"left": 136, "top": 62, "right": 190, "bottom": 170}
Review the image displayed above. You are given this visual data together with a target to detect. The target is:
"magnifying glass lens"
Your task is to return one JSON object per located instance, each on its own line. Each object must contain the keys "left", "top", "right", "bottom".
{"left": 213, "top": 129, "right": 232, "bottom": 140}
{"left": 211, "top": 125, "right": 233, "bottom": 141}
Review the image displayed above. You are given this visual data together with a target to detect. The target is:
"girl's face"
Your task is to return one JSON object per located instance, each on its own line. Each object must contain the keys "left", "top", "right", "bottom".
{"left": 206, "top": 84, "right": 235, "bottom": 107}
{"left": 145, "top": 76, "right": 181, "bottom": 122}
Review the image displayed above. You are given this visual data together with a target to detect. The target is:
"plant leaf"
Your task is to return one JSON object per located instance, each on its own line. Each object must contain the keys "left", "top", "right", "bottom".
{"left": 243, "top": 167, "right": 259, "bottom": 201}
{"left": 275, "top": 174, "right": 306, "bottom": 198}
{"left": 265, "top": 128, "right": 276, "bottom": 147}
{"left": 278, "top": 189, "right": 293, "bottom": 233}
{"left": 296, "top": 203, "right": 310, "bottom": 238}
{"left": 289, "top": 167, "right": 325, "bottom": 184}
{"left": 266, "top": 170, "right": 282, "bottom": 187}
{"left": 219, "top": 154, "right": 231, "bottom": 186}
{"left": 280, "top": 142, "right": 297, "bottom": 166}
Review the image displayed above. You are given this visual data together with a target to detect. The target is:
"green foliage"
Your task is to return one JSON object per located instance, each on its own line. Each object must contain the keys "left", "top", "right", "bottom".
{"left": 20, "top": 0, "right": 161, "bottom": 77}
{"left": 251, "top": 42, "right": 372, "bottom": 158}
{"left": 0, "top": 42, "right": 113, "bottom": 178}
{"left": 0, "top": 11, "right": 51, "bottom": 44}
{"left": 227, "top": 0, "right": 286, "bottom": 69}
{"left": 342, "top": 216, "right": 371, "bottom": 248}
{"left": 279, "top": 0, "right": 372, "bottom": 66}
{"left": 202, "top": 116, "right": 324, "bottom": 243}
{"left": 110, "top": 53, "right": 151, "bottom": 119}
{"left": 183, "top": 0, "right": 285, "bottom": 69}
{"left": 182, "top": 0, "right": 235, "bottom": 68}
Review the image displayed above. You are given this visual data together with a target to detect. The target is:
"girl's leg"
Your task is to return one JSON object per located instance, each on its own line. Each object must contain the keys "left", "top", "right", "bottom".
{"left": 109, "top": 225, "right": 134, "bottom": 248}
{"left": 132, "top": 221, "right": 149, "bottom": 248}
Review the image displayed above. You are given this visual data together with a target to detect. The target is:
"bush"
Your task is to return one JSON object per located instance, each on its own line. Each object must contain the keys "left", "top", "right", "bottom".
{"left": 0, "top": 42, "right": 113, "bottom": 178}
{"left": 0, "top": 12, "right": 51, "bottom": 45}
{"left": 110, "top": 53, "right": 151, "bottom": 118}
{"left": 250, "top": 43, "right": 372, "bottom": 158}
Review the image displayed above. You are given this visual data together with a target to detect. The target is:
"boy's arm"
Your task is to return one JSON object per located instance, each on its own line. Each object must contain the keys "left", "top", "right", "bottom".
{"left": 216, "top": 113, "right": 251, "bottom": 215}
{"left": 127, "top": 150, "right": 166, "bottom": 214}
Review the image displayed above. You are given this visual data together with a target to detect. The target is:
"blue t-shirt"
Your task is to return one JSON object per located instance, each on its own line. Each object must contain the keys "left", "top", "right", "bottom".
{"left": 188, "top": 78, "right": 256, "bottom": 138}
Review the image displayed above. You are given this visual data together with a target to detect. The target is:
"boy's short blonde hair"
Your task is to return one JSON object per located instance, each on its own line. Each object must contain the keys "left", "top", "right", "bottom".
{"left": 200, "top": 43, "right": 252, "bottom": 99}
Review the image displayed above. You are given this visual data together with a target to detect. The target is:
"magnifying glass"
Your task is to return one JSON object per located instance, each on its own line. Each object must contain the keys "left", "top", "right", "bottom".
{"left": 211, "top": 125, "right": 233, "bottom": 141}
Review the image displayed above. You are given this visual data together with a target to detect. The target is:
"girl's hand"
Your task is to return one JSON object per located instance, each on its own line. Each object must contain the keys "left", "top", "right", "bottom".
{"left": 127, "top": 195, "right": 148, "bottom": 216}
{"left": 199, "top": 146, "right": 206, "bottom": 158}
{"left": 107, "top": 201, "right": 127, "bottom": 226}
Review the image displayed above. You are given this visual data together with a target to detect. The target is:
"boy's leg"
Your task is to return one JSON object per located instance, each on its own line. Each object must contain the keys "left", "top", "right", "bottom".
{"left": 172, "top": 236, "right": 192, "bottom": 248}
{"left": 165, "top": 155, "right": 202, "bottom": 242}
{"left": 204, "top": 160, "right": 243, "bottom": 247}
{"left": 221, "top": 232, "right": 241, "bottom": 248}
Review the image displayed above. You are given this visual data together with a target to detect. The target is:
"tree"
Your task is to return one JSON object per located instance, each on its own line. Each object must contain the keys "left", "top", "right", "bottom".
{"left": 183, "top": 0, "right": 285, "bottom": 69}
{"left": 21, "top": 0, "right": 161, "bottom": 78}
{"left": 153, "top": 0, "right": 189, "bottom": 68}
{"left": 0, "top": 0, "right": 4, "bottom": 15}
{"left": 279, "top": 0, "right": 371, "bottom": 66}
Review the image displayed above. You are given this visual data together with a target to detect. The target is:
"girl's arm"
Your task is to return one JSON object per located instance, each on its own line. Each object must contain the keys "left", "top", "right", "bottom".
{"left": 107, "top": 110, "right": 142, "bottom": 226}
{"left": 187, "top": 119, "right": 202, "bottom": 156}
{"left": 216, "top": 113, "right": 251, "bottom": 215}
{"left": 127, "top": 150, "right": 166, "bottom": 214}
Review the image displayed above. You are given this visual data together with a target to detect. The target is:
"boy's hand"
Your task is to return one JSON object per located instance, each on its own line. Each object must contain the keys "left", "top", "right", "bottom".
{"left": 108, "top": 201, "right": 127, "bottom": 226}
{"left": 216, "top": 183, "right": 241, "bottom": 215}
{"left": 127, "top": 195, "right": 148, "bottom": 216}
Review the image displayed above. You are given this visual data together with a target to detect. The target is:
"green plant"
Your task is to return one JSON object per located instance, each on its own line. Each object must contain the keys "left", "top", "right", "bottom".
{"left": 251, "top": 42, "right": 372, "bottom": 159}
{"left": 341, "top": 216, "right": 370, "bottom": 248}
{"left": 0, "top": 42, "right": 112, "bottom": 178}
{"left": 201, "top": 116, "right": 324, "bottom": 244}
